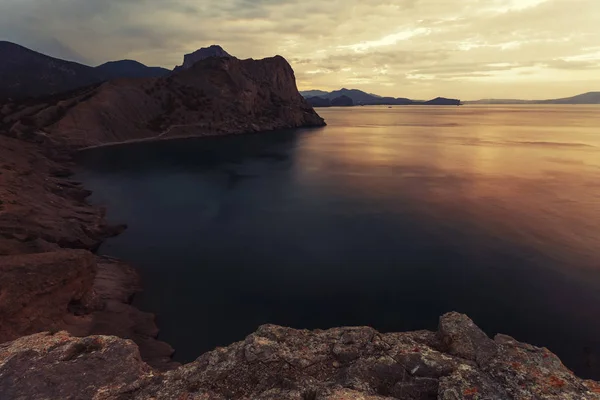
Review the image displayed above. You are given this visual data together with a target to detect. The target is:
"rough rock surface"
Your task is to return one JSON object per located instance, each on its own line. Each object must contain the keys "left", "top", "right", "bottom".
{"left": 0, "top": 133, "right": 174, "bottom": 370}
{"left": 1, "top": 54, "right": 325, "bottom": 148}
{"left": 1, "top": 313, "right": 599, "bottom": 400}
{"left": 73, "top": 256, "right": 178, "bottom": 371}
{"left": 0, "top": 134, "right": 121, "bottom": 253}
{"left": 0, "top": 249, "right": 97, "bottom": 342}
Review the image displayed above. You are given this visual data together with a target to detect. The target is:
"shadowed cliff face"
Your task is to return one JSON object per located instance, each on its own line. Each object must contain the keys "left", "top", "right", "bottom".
{"left": 2, "top": 313, "right": 599, "bottom": 400}
{"left": 0, "top": 54, "right": 325, "bottom": 148}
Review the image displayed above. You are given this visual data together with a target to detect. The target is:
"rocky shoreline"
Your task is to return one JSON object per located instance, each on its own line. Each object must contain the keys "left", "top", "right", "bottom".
{"left": 1, "top": 132, "right": 600, "bottom": 399}
{"left": 0, "top": 133, "right": 178, "bottom": 370}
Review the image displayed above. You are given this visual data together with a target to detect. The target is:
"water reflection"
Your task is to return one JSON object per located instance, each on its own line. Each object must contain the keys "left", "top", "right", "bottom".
{"left": 77, "top": 105, "right": 600, "bottom": 379}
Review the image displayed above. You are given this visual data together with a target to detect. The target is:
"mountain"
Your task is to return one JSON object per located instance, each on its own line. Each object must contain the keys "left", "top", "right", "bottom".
{"left": 95, "top": 60, "right": 169, "bottom": 80}
{"left": 301, "top": 88, "right": 460, "bottom": 106}
{"left": 466, "top": 92, "right": 600, "bottom": 105}
{"left": 1, "top": 53, "right": 325, "bottom": 147}
{"left": 0, "top": 41, "right": 173, "bottom": 100}
{"left": 306, "top": 96, "right": 332, "bottom": 107}
{"left": 541, "top": 92, "right": 600, "bottom": 104}
{"left": 306, "top": 95, "right": 354, "bottom": 107}
{"left": 331, "top": 95, "right": 354, "bottom": 107}
{"left": 420, "top": 97, "right": 462, "bottom": 106}
{"left": 174, "top": 45, "right": 232, "bottom": 72}
{"left": 0, "top": 41, "right": 104, "bottom": 100}
{"left": 300, "top": 90, "right": 330, "bottom": 98}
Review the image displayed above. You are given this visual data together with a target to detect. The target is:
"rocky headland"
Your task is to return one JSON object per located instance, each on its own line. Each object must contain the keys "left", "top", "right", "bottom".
{"left": 0, "top": 45, "right": 598, "bottom": 399}
{"left": 1, "top": 53, "right": 324, "bottom": 149}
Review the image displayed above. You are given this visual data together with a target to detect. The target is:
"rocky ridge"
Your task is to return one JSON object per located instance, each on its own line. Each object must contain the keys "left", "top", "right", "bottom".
{"left": 2, "top": 313, "right": 600, "bottom": 400}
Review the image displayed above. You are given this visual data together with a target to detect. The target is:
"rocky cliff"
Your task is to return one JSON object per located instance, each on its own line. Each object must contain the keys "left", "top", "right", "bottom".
{"left": 0, "top": 133, "right": 176, "bottom": 370}
{"left": 2, "top": 54, "right": 325, "bottom": 148}
{"left": 2, "top": 313, "right": 599, "bottom": 400}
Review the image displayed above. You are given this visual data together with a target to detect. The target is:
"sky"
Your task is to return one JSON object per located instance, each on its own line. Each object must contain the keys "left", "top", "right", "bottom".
{"left": 1, "top": 0, "right": 599, "bottom": 100}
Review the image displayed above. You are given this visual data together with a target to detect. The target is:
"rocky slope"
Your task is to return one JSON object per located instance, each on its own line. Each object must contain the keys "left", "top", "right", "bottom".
{"left": 0, "top": 133, "right": 176, "bottom": 370}
{"left": 2, "top": 313, "right": 599, "bottom": 400}
{"left": 2, "top": 54, "right": 325, "bottom": 148}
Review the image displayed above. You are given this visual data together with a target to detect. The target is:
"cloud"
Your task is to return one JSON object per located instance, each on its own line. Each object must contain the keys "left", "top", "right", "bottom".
{"left": 0, "top": 0, "right": 599, "bottom": 99}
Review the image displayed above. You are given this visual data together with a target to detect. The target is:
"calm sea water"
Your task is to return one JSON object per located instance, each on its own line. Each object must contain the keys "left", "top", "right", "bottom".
{"left": 77, "top": 105, "right": 600, "bottom": 378}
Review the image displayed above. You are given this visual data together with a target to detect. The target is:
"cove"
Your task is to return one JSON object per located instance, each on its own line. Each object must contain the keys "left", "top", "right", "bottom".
{"left": 76, "top": 105, "right": 600, "bottom": 379}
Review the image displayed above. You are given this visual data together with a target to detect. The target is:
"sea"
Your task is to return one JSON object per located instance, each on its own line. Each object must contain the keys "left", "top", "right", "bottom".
{"left": 76, "top": 105, "right": 600, "bottom": 378}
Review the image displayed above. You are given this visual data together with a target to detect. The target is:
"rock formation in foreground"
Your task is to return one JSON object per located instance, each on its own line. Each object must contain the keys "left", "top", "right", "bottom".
{"left": 0, "top": 132, "right": 177, "bottom": 370}
{"left": 2, "top": 52, "right": 325, "bottom": 148}
{"left": 1, "top": 312, "right": 599, "bottom": 400}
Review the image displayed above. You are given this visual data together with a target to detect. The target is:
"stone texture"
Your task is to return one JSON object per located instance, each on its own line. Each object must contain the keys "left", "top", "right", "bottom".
{"left": 0, "top": 331, "right": 154, "bottom": 400}
{"left": 0, "top": 134, "right": 121, "bottom": 253}
{"left": 0, "top": 249, "right": 97, "bottom": 343}
{"left": 1, "top": 313, "right": 598, "bottom": 400}
{"left": 0, "top": 249, "right": 175, "bottom": 371}
{"left": 0, "top": 133, "right": 175, "bottom": 370}
{"left": 73, "top": 256, "right": 179, "bottom": 371}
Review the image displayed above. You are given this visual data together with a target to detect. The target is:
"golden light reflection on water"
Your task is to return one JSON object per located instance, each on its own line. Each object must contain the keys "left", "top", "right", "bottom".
{"left": 299, "top": 105, "right": 600, "bottom": 273}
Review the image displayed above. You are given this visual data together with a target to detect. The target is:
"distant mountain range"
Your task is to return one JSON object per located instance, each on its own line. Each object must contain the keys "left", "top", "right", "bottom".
{"left": 466, "top": 92, "right": 600, "bottom": 105}
{"left": 300, "top": 88, "right": 460, "bottom": 106}
{"left": 0, "top": 41, "right": 171, "bottom": 99}
{"left": 95, "top": 60, "right": 170, "bottom": 80}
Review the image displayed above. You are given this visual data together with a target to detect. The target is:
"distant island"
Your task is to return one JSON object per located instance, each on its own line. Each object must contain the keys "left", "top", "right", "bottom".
{"left": 300, "top": 88, "right": 461, "bottom": 107}
{"left": 466, "top": 92, "right": 600, "bottom": 105}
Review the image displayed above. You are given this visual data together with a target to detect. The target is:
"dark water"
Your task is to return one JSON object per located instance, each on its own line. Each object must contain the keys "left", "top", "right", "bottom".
{"left": 77, "top": 105, "right": 600, "bottom": 379}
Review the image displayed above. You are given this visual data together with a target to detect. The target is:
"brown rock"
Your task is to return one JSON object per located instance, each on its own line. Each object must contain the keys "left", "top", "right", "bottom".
{"left": 0, "top": 133, "right": 173, "bottom": 370}
{"left": 437, "top": 312, "right": 499, "bottom": 367}
{"left": 71, "top": 257, "right": 179, "bottom": 371}
{"left": 0, "top": 135, "right": 111, "bottom": 254}
{"left": 0, "top": 249, "right": 97, "bottom": 343}
{"left": 1, "top": 313, "right": 600, "bottom": 400}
